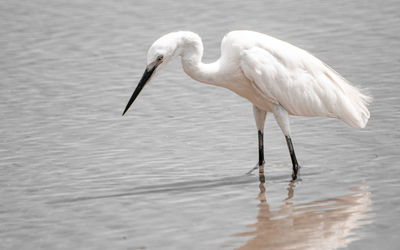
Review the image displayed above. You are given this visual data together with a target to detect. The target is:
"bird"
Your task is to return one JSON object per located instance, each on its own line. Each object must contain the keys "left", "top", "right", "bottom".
{"left": 122, "top": 30, "right": 371, "bottom": 180}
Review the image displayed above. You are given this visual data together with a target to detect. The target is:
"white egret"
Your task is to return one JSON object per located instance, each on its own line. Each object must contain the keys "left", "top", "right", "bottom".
{"left": 122, "top": 30, "right": 371, "bottom": 180}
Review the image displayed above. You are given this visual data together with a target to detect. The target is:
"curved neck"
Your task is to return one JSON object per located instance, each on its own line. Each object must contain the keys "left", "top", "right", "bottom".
{"left": 178, "top": 32, "right": 221, "bottom": 86}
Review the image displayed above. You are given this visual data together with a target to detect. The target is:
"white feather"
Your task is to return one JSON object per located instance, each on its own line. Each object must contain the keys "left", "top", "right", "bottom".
{"left": 143, "top": 30, "right": 371, "bottom": 129}
{"left": 228, "top": 31, "right": 371, "bottom": 128}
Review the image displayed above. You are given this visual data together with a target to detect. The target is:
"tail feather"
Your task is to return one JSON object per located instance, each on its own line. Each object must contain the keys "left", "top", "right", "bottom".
{"left": 338, "top": 81, "right": 371, "bottom": 128}
{"left": 323, "top": 65, "right": 372, "bottom": 128}
{"left": 339, "top": 78, "right": 371, "bottom": 128}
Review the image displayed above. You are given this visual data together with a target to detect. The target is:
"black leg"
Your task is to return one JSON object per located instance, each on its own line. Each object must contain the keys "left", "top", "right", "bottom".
{"left": 258, "top": 130, "right": 265, "bottom": 166}
{"left": 285, "top": 135, "right": 299, "bottom": 180}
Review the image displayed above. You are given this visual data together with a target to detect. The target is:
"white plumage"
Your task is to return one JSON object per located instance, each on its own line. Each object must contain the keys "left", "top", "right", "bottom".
{"left": 235, "top": 31, "right": 370, "bottom": 128}
{"left": 123, "top": 30, "right": 371, "bottom": 179}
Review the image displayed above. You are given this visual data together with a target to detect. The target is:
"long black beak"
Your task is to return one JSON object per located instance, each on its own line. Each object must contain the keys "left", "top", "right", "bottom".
{"left": 122, "top": 65, "right": 157, "bottom": 116}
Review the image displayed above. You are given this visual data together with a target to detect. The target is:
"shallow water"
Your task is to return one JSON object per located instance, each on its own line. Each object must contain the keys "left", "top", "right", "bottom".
{"left": 1, "top": 0, "right": 400, "bottom": 249}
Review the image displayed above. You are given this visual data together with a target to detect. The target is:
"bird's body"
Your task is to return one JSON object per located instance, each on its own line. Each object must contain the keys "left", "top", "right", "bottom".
{"left": 123, "top": 30, "right": 371, "bottom": 180}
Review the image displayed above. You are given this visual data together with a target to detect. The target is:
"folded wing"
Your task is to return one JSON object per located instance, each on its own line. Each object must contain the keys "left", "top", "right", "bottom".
{"left": 239, "top": 47, "right": 370, "bottom": 128}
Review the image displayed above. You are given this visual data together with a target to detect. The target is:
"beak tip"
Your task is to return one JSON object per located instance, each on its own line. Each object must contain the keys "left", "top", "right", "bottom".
{"left": 122, "top": 65, "right": 155, "bottom": 118}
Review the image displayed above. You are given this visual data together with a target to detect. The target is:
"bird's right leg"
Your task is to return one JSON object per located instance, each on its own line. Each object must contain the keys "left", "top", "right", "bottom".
{"left": 273, "top": 105, "right": 299, "bottom": 180}
{"left": 253, "top": 105, "right": 267, "bottom": 172}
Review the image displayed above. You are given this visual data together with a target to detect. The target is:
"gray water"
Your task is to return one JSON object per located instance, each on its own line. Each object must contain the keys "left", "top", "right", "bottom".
{"left": 1, "top": 0, "right": 399, "bottom": 249}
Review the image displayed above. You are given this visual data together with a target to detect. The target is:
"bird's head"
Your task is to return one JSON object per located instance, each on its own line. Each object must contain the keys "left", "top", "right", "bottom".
{"left": 122, "top": 32, "right": 182, "bottom": 116}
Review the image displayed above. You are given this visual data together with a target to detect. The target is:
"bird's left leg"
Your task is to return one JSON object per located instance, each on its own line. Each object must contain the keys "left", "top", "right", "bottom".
{"left": 272, "top": 105, "right": 299, "bottom": 180}
{"left": 253, "top": 105, "right": 267, "bottom": 173}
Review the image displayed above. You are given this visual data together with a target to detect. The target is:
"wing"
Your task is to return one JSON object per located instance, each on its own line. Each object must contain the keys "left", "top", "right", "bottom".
{"left": 239, "top": 46, "right": 370, "bottom": 128}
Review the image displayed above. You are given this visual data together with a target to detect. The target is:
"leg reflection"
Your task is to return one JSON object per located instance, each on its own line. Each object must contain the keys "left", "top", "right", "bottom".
{"left": 233, "top": 178, "right": 371, "bottom": 250}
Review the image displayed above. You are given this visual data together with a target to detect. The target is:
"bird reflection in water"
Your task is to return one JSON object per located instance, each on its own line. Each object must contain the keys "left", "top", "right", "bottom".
{"left": 234, "top": 170, "right": 371, "bottom": 250}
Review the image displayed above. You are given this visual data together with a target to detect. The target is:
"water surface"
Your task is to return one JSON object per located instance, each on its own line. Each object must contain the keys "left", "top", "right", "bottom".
{"left": 1, "top": 0, "right": 399, "bottom": 249}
